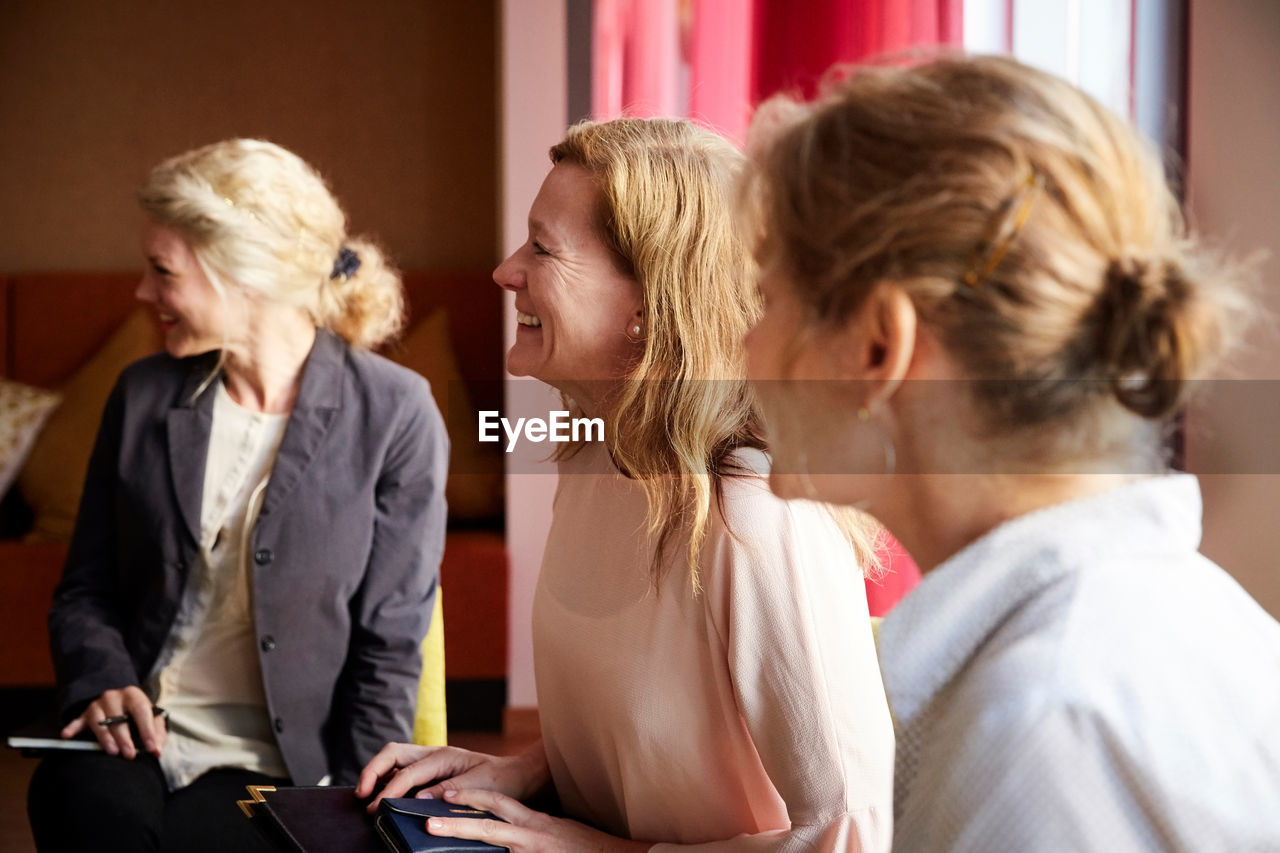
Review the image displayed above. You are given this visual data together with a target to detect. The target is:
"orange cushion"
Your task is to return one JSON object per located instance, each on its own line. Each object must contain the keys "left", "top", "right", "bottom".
{"left": 387, "top": 310, "right": 503, "bottom": 521}
{"left": 18, "top": 308, "right": 162, "bottom": 542}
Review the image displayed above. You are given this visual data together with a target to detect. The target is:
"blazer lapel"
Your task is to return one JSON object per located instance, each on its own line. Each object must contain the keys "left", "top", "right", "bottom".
{"left": 260, "top": 330, "right": 345, "bottom": 519}
{"left": 167, "top": 359, "right": 218, "bottom": 547}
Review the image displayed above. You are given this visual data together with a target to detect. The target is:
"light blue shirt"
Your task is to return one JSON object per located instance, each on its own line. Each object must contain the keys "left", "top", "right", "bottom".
{"left": 880, "top": 474, "right": 1280, "bottom": 851}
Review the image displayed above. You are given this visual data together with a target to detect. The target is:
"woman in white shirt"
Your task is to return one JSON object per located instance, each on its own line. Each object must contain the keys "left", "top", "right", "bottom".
{"left": 29, "top": 139, "right": 447, "bottom": 852}
{"left": 740, "top": 54, "right": 1280, "bottom": 851}
{"left": 358, "top": 117, "right": 894, "bottom": 852}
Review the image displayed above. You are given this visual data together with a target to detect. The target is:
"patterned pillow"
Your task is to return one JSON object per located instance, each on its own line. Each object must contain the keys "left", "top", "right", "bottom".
{"left": 0, "top": 379, "right": 62, "bottom": 497}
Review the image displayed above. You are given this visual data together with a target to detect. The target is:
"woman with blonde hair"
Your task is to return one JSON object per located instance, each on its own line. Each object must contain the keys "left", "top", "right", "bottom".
{"left": 359, "top": 117, "right": 894, "bottom": 851}
{"left": 742, "top": 55, "right": 1280, "bottom": 850}
{"left": 28, "top": 139, "right": 447, "bottom": 852}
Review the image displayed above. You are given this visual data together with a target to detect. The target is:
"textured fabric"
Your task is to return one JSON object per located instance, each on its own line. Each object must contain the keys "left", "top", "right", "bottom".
{"left": 0, "top": 378, "right": 60, "bottom": 496}
{"left": 148, "top": 380, "right": 289, "bottom": 789}
{"left": 880, "top": 474, "right": 1280, "bottom": 851}
{"left": 47, "top": 330, "right": 448, "bottom": 786}
{"left": 535, "top": 442, "right": 893, "bottom": 852}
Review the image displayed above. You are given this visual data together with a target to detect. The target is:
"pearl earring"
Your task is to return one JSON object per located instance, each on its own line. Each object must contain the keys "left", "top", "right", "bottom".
{"left": 632, "top": 324, "right": 642, "bottom": 336}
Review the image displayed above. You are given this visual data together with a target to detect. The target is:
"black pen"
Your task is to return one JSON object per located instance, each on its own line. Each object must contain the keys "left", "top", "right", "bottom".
{"left": 97, "top": 706, "right": 168, "bottom": 727}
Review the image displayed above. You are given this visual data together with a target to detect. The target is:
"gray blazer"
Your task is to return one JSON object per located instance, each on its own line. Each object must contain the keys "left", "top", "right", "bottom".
{"left": 48, "top": 329, "right": 448, "bottom": 785}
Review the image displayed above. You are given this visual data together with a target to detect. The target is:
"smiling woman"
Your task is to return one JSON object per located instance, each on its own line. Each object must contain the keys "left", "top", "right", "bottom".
{"left": 27, "top": 139, "right": 448, "bottom": 853}
{"left": 359, "top": 117, "right": 893, "bottom": 853}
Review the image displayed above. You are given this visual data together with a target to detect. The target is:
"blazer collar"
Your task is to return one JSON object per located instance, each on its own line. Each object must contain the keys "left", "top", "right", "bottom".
{"left": 260, "top": 329, "right": 345, "bottom": 519}
{"left": 165, "top": 330, "right": 347, "bottom": 545}
{"left": 167, "top": 353, "right": 219, "bottom": 546}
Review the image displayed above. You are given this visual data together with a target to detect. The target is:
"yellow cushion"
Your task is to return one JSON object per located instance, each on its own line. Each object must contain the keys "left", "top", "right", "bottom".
{"left": 18, "top": 308, "right": 161, "bottom": 542}
{"left": 388, "top": 310, "right": 503, "bottom": 520}
{"left": 413, "top": 591, "right": 448, "bottom": 746}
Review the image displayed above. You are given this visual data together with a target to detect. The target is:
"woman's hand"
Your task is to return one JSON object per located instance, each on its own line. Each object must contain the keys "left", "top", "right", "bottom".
{"left": 356, "top": 741, "right": 551, "bottom": 812}
{"left": 60, "top": 686, "right": 166, "bottom": 759}
{"left": 427, "top": 789, "right": 652, "bottom": 853}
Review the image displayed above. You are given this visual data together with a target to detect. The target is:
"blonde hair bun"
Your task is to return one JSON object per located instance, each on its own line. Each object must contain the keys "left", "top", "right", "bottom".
{"left": 746, "top": 55, "right": 1254, "bottom": 463}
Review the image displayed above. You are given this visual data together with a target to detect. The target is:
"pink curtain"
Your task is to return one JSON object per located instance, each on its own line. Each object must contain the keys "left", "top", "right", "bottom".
{"left": 593, "top": 0, "right": 681, "bottom": 119}
{"left": 752, "top": 0, "right": 963, "bottom": 102}
{"left": 595, "top": 0, "right": 964, "bottom": 144}
{"left": 869, "top": 533, "right": 920, "bottom": 618}
{"left": 688, "top": 0, "right": 754, "bottom": 139}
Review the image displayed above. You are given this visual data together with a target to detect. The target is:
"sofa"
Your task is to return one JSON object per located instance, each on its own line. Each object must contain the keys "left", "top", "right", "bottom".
{"left": 0, "top": 270, "right": 509, "bottom": 727}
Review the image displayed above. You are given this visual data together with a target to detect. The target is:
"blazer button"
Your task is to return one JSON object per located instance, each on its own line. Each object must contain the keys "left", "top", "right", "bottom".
{"left": 260, "top": 635, "right": 277, "bottom": 652}
{"left": 254, "top": 548, "right": 274, "bottom": 566}
{"left": 274, "top": 717, "right": 285, "bottom": 733}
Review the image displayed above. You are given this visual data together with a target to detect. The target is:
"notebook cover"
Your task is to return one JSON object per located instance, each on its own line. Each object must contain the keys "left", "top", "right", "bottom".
{"left": 238, "top": 786, "right": 383, "bottom": 853}
{"left": 375, "top": 798, "right": 506, "bottom": 852}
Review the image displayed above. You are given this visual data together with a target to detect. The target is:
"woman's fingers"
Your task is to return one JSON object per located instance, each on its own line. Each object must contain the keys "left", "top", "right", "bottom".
{"left": 431, "top": 790, "right": 650, "bottom": 853}
{"left": 60, "top": 716, "right": 84, "bottom": 739}
{"left": 419, "top": 758, "right": 499, "bottom": 799}
{"left": 426, "top": 789, "right": 541, "bottom": 851}
{"left": 84, "top": 693, "right": 126, "bottom": 756}
{"left": 356, "top": 742, "right": 430, "bottom": 799}
{"left": 65, "top": 686, "right": 159, "bottom": 759}
{"left": 443, "top": 788, "right": 537, "bottom": 824}
{"left": 372, "top": 749, "right": 476, "bottom": 806}
{"left": 122, "top": 687, "right": 160, "bottom": 756}
{"left": 360, "top": 744, "right": 498, "bottom": 811}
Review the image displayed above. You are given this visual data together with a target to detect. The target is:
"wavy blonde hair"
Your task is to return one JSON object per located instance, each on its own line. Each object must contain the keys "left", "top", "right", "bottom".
{"left": 745, "top": 55, "right": 1252, "bottom": 467}
{"left": 138, "top": 138, "right": 403, "bottom": 350}
{"left": 552, "top": 117, "right": 879, "bottom": 584}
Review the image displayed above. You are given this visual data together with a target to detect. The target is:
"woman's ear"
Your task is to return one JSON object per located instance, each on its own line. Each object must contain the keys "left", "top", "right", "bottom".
{"left": 842, "top": 284, "right": 918, "bottom": 389}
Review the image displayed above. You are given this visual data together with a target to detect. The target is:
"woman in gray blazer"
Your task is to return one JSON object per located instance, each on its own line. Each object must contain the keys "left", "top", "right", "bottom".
{"left": 27, "top": 139, "right": 448, "bottom": 853}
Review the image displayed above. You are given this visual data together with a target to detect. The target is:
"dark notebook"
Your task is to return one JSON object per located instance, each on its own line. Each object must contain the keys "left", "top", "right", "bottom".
{"left": 375, "top": 798, "right": 506, "bottom": 852}
{"left": 238, "top": 786, "right": 383, "bottom": 853}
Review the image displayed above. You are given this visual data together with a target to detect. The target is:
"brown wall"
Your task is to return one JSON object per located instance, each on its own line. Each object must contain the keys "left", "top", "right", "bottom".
{"left": 0, "top": 0, "right": 498, "bottom": 273}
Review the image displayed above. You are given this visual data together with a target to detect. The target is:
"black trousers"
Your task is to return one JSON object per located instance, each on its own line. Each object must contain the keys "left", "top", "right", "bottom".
{"left": 27, "top": 751, "right": 289, "bottom": 853}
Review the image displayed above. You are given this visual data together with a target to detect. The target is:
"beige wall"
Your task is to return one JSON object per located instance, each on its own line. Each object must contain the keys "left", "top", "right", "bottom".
{"left": 1185, "top": 0, "right": 1280, "bottom": 616}
{"left": 0, "top": 0, "right": 497, "bottom": 273}
{"left": 499, "top": 0, "right": 567, "bottom": 711}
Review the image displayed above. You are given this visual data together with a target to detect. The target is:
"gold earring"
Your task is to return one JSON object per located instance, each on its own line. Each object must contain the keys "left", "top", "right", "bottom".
{"left": 857, "top": 404, "right": 896, "bottom": 477}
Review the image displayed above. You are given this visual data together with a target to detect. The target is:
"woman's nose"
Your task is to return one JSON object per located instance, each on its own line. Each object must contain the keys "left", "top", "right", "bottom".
{"left": 492, "top": 252, "right": 525, "bottom": 291}
{"left": 135, "top": 274, "right": 156, "bottom": 303}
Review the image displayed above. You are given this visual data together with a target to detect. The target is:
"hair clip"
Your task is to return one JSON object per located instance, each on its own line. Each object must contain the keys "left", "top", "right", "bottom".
{"left": 221, "top": 193, "right": 263, "bottom": 223}
{"left": 330, "top": 246, "right": 361, "bottom": 280}
{"left": 962, "top": 171, "right": 1045, "bottom": 289}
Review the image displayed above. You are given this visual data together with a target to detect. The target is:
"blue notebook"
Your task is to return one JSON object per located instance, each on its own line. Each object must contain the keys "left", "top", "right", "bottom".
{"left": 375, "top": 798, "right": 507, "bottom": 852}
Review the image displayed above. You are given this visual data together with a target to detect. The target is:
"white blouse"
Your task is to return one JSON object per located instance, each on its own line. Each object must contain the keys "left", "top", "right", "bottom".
{"left": 146, "top": 379, "right": 290, "bottom": 790}
{"left": 881, "top": 474, "right": 1280, "bottom": 851}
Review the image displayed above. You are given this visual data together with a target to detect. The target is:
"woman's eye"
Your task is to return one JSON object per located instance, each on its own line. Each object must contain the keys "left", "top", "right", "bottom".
{"left": 532, "top": 242, "right": 550, "bottom": 256}
{"left": 151, "top": 262, "right": 172, "bottom": 276}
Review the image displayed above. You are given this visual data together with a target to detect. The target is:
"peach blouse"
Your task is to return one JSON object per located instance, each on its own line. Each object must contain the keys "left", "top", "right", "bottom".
{"left": 533, "top": 442, "right": 894, "bottom": 851}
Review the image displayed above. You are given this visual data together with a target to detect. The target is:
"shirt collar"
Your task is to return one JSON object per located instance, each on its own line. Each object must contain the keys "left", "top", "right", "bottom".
{"left": 878, "top": 473, "right": 1203, "bottom": 725}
